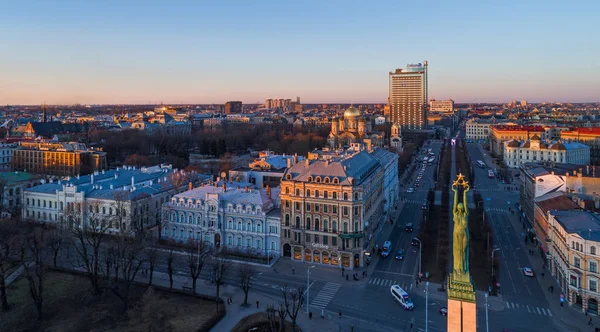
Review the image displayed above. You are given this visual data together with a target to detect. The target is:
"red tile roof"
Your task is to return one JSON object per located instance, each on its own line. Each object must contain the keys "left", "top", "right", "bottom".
{"left": 562, "top": 127, "right": 600, "bottom": 135}
{"left": 490, "top": 125, "right": 545, "bottom": 132}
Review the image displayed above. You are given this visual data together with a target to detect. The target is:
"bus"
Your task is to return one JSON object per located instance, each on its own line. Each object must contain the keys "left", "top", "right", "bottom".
{"left": 488, "top": 170, "right": 495, "bottom": 179}
{"left": 477, "top": 160, "right": 486, "bottom": 168}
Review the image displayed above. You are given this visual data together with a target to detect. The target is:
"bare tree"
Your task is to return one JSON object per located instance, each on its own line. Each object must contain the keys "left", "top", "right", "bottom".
{"left": 238, "top": 262, "right": 255, "bottom": 306}
{"left": 146, "top": 246, "right": 158, "bottom": 287}
{"left": 0, "top": 220, "right": 19, "bottom": 311}
{"left": 108, "top": 235, "right": 147, "bottom": 311}
{"left": 71, "top": 201, "right": 111, "bottom": 294}
{"left": 111, "top": 190, "right": 130, "bottom": 233}
{"left": 186, "top": 239, "right": 207, "bottom": 294}
{"left": 0, "top": 177, "right": 7, "bottom": 218}
{"left": 128, "top": 287, "right": 173, "bottom": 332}
{"left": 166, "top": 247, "right": 174, "bottom": 292}
{"left": 266, "top": 303, "right": 289, "bottom": 332}
{"left": 19, "top": 228, "right": 48, "bottom": 320}
{"left": 47, "top": 227, "right": 64, "bottom": 268}
{"left": 282, "top": 285, "right": 305, "bottom": 332}
{"left": 212, "top": 255, "right": 229, "bottom": 313}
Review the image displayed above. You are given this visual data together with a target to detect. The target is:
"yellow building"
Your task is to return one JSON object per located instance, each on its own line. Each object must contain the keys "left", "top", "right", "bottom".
{"left": 561, "top": 127, "right": 600, "bottom": 164}
{"left": 547, "top": 210, "right": 600, "bottom": 314}
{"left": 280, "top": 150, "right": 384, "bottom": 269}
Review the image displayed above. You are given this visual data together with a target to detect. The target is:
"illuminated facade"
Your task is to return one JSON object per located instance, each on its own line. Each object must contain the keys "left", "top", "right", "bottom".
{"left": 12, "top": 141, "right": 107, "bottom": 177}
{"left": 280, "top": 150, "right": 385, "bottom": 269}
{"left": 328, "top": 106, "right": 385, "bottom": 150}
{"left": 389, "top": 62, "right": 428, "bottom": 130}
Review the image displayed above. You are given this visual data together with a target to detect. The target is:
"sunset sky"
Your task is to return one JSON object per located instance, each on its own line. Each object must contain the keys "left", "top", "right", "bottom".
{"left": 1, "top": 1, "right": 599, "bottom": 105}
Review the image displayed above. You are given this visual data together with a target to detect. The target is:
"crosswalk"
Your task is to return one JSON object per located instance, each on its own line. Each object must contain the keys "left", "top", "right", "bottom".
{"left": 367, "top": 277, "right": 413, "bottom": 291}
{"left": 311, "top": 282, "right": 341, "bottom": 309}
{"left": 505, "top": 302, "right": 552, "bottom": 316}
{"left": 485, "top": 208, "right": 509, "bottom": 213}
{"left": 403, "top": 199, "right": 426, "bottom": 205}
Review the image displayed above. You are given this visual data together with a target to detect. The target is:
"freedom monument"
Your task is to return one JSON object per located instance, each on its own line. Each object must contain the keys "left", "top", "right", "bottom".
{"left": 447, "top": 173, "right": 477, "bottom": 332}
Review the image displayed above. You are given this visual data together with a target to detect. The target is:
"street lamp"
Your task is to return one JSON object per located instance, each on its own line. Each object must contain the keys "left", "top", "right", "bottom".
{"left": 491, "top": 248, "right": 500, "bottom": 279}
{"left": 306, "top": 266, "right": 315, "bottom": 314}
{"left": 485, "top": 293, "right": 489, "bottom": 332}
{"left": 414, "top": 238, "right": 422, "bottom": 278}
{"left": 425, "top": 281, "right": 429, "bottom": 332}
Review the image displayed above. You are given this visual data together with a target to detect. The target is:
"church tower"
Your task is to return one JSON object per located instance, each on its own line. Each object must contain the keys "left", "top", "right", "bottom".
{"left": 391, "top": 124, "right": 403, "bottom": 152}
{"left": 42, "top": 103, "right": 47, "bottom": 123}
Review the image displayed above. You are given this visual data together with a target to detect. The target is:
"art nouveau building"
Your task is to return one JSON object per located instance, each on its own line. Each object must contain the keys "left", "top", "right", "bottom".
{"left": 280, "top": 150, "right": 385, "bottom": 269}
{"left": 161, "top": 183, "right": 281, "bottom": 256}
{"left": 547, "top": 210, "right": 600, "bottom": 315}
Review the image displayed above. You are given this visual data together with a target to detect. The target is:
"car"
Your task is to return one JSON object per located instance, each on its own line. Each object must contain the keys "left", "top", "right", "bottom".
{"left": 411, "top": 238, "right": 419, "bottom": 246}
{"left": 422, "top": 204, "right": 427, "bottom": 210}
{"left": 523, "top": 267, "right": 534, "bottom": 277}
{"left": 381, "top": 241, "right": 392, "bottom": 258}
{"left": 407, "top": 188, "right": 414, "bottom": 193}
{"left": 405, "top": 223, "right": 413, "bottom": 232}
{"left": 439, "top": 307, "right": 448, "bottom": 316}
{"left": 414, "top": 183, "right": 420, "bottom": 187}
{"left": 395, "top": 250, "right": 404, "bottom": 260}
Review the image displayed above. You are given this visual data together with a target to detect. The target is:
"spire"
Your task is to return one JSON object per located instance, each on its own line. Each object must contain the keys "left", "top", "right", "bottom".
{"left": 42, "top": 103, "right": 47, "bottom": 123}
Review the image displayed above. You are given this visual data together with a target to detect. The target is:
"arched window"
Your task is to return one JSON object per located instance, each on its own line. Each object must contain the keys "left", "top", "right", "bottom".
{"left": 285, "top": 187, "right": 290, "bottom": 194}
{"left": 238, "top": 221, "right": 242, "bottom": 230}
{"left": 306, "top": 217, "right": 311, "bottom": 230}
{"left": 324, "top": 191, "right": 328, "bottom": 199}
{"left": 333, "top": 221, "right": 338, "bottom": 233}
{"left": 592, "top": 246, "right": 597, "bottom": 255}
{"left": 296, "top": 216, "right": 300, "bottom": 228}
{"left": 354, "top": 222, "right": 359, "bottom": 232}
{"left": 315, "top": 218, "right": 320, "bottom": 231}
{"left": 324, "top": 220, "right": 329, "bottom": 232}
{"left": 306, "top": 189, "right": 311, "bottom": 197}
{"left": 296, "top": 189, "right": 300, "bottom": 196}
{"left": 247, "top": 222, "right": 251, "bottom": 232}
{"left": 228, "top": 220, "right": 232, "bottom": 229}
{"left": 271, "top": 242, "right": 276, "bottom": 250}
{"left": 324, "top": 177, "right": 330, "bottom": 184}
{"left": 308, "top": 176, "right": 313, "bottom": 182}
{"left": 285, "top": 214, "right": 290, "bottom": 226}
{"left": 316, "top": 177, "right": 321, "bottom": 183}
{"left": 315, "top": 190, "right": 320, "bottom": 198}
{"left": 257, "top": 222, "right": 262, "bottom": 233}
{"left": 333, "top": 178, "right": 339, "bottom": 184}
{"left": 343, "top": 222, "right": 348, "bottom": 233}
{"left": 286, "top": 174, "right": 292, "bottom": 180}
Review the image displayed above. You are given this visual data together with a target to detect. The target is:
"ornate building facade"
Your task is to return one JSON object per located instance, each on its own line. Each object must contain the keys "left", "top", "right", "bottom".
{"left": 280, "top": 150, "right": 385, "bottom": 269}
{"left": 328, "top": 106, "right": 384, "bottom": 150}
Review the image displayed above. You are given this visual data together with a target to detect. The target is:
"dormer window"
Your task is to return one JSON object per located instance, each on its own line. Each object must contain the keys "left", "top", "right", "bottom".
{"left": 315, "top": 177, "right": 321, "bottom": 183}
{"left": 324, "top": 177, "right": 330, "bottom": 184}
{"left": 333, "top": 178, "right": 339, "bottom": 184}
{"left": 308, "top": 176, "right": 313, "bottom": 182}
{"left": 286, "top": 174, "right": 292, "bottom": 180}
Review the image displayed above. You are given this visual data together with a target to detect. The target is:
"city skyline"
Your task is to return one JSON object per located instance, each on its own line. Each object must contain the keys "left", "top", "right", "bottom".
{"left": 1, "top": 1, "right": 599, "bottom": 105}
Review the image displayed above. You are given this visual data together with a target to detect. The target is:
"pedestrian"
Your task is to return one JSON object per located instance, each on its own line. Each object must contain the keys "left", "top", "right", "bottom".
{"left": 309, "top": 312, "right": 313, "bottom": 319}
{"left": 346, "top": 274, "right": 349, "bottom": 281}
{"left": 256, "top": 300, "right": 259, "bottom": 308}
{"left": 416, "top": 280, "right": 419, "bottom": 287}
{"left": 342, "top": 266, "right": 345, "bottom": 276}
{"left": 589, "top": 316, "right": 593, "bottom": 325}
{"left": 339, "top": 311, "right": 342, "bottom": 319}
{"left": 541, "top": 272, "right": 545, "bottom": 279}
{"left": 321, "top": 310, "right": 324, "bottom": 319}
{"left": 292, "top": 268, "right": 295, "bottom": 275}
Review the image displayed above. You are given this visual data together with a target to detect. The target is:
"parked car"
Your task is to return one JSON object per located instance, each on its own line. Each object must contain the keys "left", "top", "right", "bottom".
{"left": 523, "top": 267, "right": 534, "bottom": 277}
{"left": 439, "top": 307, "right": 448, "bottom": 316}
{"left": 407, "top": 188, "right": 414, "bottom": 193}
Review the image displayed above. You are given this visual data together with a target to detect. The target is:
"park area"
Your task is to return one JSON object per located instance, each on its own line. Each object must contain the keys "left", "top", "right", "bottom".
{"left": 0, "top": 270, "right": 222, "bottom": 332}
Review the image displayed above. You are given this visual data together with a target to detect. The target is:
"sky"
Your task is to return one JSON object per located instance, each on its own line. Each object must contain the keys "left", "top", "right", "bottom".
{"left": 1, "top": 0, "right": 599, "bottom": 105}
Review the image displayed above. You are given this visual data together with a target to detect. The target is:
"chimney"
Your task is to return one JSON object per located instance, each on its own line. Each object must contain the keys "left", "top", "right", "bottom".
{"left": 188, "top": 182, "right": 193, "bottom": 191}
{"left": 222, "top": 182, "right": 227, "bottom": 191}
{"left": 287, "top": 158, "right": 291, "bottom": 168}
{"left": 114, "top": 173, "right": 118, "bottom": 179}
{"left": 305, "top": 159, "right": 309, "bottom": 166}
{"left": 110, "top": 184, "right": 113, "bottom": 190}
{"left": 91, "top": 174, "right": 94, "bottom": 184}
{"left": 294, "top": 153, "right": 298, "bottom": 165}
{"left": 245, "top": 186, "right": 249, "bottom": 193}
{"left": 551, "top": 171, "right": 554, "bottom": 175}
{"left": 131, "top": 176, "right": 135, "bottom": 187}
{"left": 579, "top": 168, "right": 583, "bottom": 177}
{"left": 594, "top": 192, "right": 600, "bottom": 209}
{"left": 266, "top": 185, "right": 271, "bottom": 199}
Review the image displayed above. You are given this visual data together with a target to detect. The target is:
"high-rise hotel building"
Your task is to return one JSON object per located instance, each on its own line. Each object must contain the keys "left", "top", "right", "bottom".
{"left": 389, "top": 62, "right": 428, "bottom": 130}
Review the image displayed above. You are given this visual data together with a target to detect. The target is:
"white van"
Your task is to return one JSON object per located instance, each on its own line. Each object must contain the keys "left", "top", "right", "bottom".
{"left": 390, "top": 285, "right": 414, "bottom": 310}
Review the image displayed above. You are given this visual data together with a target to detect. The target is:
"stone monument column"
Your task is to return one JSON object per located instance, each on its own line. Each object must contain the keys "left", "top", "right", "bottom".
{"left": 447, "top": 173, "right": 477, "bottom": 332}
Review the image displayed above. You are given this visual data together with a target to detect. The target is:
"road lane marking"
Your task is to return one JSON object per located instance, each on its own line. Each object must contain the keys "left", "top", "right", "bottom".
{"left": 536, "top": 307, "right": 541, "bottom": 315}
{"left": 547, "top": 309, "right": 552, "bottom": 316}
{"left": 526, "top": 305, "right": 531, "bottom": 313}
{"left": 506, "top": 301, "right": 509, "bottom": 308}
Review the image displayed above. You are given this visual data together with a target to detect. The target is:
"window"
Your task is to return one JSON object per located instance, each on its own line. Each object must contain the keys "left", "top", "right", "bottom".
{"left": 296, "top": 189, "right": 300, "bottom": 196}
{"left": 333, "top": 221, "right": 338, "bottom": 233}
{"left": 295, "top": 202, "right": 301, "bottom": 210}
{"left": 314, "top": 234, "right": 319, "bottom": 243}
{"left": 354, "top": 192, "right": 359, "bottom": 200}
{"left": 296, "top": 216, "right": 300, "bottom": 228}
{"left": 306, "top": 203, "right": 311, "bottom": 211}
{"left": 592, "top": 246, "right": 597, "bottom": 255}
{"left": 315, "top": 204, "right": 320, "bottom": 212}
{"left": 257, "top": 239, "right": 262, "bottom": 249}
{"left": 306, "top": 217, "right": 311, "bottom": 230}
{"left": 333, "top": 192, "right": 337, "bottom": 200}
{"left": 332, "top": 237, "right": 337, "bottom": 246}
{"left": 237, "top": 237, "right": 242, "bottom": 246}
{"left": 247, "top": 239, "right": 251, "bottom": 248}
{"left": 228, "top": 237, "right": 232, "bottom": 246}
{"left": 591, "top": 261, "right": 598, "bottom": 273}
{"left": 315, "top": 190, "right": 320, "bottom": 198}
{"left": 575, "top": 256, "right": 581, "bottom": 268}
{"left": 257, "top": 223, "right": 262, "bottom": 233}
{"left": 323, "top": 236, "right": 328, "bottom": 245}
{"left": 354, "top": 206, "right": 359, "bottom": 215}
{"left": 285, "top": 214, "right": 290, "bottom": 226}
{"left": 306, "top": 233, "right": 311, "bottom": 242}
{"left": 333, "top": 206, "right": 337, "bottom": 213}
{"left": 271, "top": 242, "right": 276, "bottom": 250}
{"left": 306, "top": 189, "right": 311, "bottom": 197}
{"left": 343, "top": 222, "right": 348, "bottom": 233}
{"left": 285, "top": 187, "right": 290, "bottom": 194}
{"left": 343, "top": 193, "right": 348, "bottom": 200}
{"left": 324, "top": 220, "right": 329, "bottom": 232}
{"left": 343, "top": 207, "right": 348, "bottom": 215}
{"left": 324, "top": 205, "right": 328, "bottom": 213}
{"left": 591, "top": 280, "right": 598, "bottom": 292}
{"left": 324, "top": 191, "right": 328, "bottom": 199}
{"left": 354, "top": 222, "right": 359, "bottom": 232}
{"left": 314, "top": 219, "right": 320, "bottom": 231}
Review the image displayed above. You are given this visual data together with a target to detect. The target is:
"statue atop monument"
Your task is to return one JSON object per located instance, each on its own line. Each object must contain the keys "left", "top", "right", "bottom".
{"left": 451, "top": 173, "right": 470, "bottom": 277}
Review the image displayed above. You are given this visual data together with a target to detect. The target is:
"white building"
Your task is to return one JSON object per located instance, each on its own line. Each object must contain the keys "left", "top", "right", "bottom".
{"left": 371, "top": 148, "right": 400, "bottom": 213}
{"left": 228, "top": 151, "right": 304, "bottom": 189}
{"left": 504, "top": 135, "right": 590, "bottom": 168}
{"left": 22, "top": 165, "right": 209, "bottom": 233}
{"left": 465, "top": 118, "right": 494, "bottom": 140}
{"left": 161, "top": 183, "right": 281, "bottom": 257}
{"left": 429, "top": 99, "right": 454, "bottom": 114}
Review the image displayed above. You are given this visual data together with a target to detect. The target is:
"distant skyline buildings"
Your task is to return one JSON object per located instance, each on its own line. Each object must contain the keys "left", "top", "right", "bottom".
{"left": 1, "top": 2, "right": 598, "bottom": 104}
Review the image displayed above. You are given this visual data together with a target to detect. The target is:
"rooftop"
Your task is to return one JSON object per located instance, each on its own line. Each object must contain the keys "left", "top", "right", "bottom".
{"left": 562, "top": 127, "right": 600, "bottom": 135}
{"left": 521, "top": 163, "right": 600, "bottom": 178}
{"left": 550, "top": 210, "right": 600, "bottom": 242}
{"left": 0, "top": 171, "right": 43, "bottom": 184}
{"left": 491, "top": 125, "right": 546, "bottom": 132}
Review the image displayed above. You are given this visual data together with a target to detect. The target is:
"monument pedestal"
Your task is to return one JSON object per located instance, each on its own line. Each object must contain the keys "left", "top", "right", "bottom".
{"left": 447, "top": 272, "right": 477, "bottom": 332}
